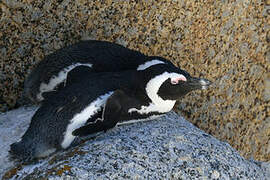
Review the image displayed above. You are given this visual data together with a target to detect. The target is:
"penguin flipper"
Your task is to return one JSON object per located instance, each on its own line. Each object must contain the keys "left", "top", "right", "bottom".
{"left": 72, "top": 90, "right": 126, "bottom": 136}
{"left": 65, "top": 65, "right": 93, "bottom": 86}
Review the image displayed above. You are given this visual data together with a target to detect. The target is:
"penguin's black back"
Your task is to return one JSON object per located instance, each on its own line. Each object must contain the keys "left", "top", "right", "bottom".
{"left": 24, "top": 40, "right": 175, "bottom": 103}
{"left": 24, "top": 41, "right": 141, "bottom": 99}
{"left": 48, "top": 70, "right": 139, "bottom": 103}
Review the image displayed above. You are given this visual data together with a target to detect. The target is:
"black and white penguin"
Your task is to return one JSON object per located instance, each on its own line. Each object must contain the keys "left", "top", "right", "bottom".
{"left": 10, "top": 63, "right": 211, "bottom": 161}
{"left": 24, "top": 40, "right": 175, "bottom": 103}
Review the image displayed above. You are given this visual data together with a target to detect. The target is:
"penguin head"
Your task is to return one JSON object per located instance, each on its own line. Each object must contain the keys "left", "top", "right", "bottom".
{"left": 139, "top": 63, "right": 212, "bottom": 102}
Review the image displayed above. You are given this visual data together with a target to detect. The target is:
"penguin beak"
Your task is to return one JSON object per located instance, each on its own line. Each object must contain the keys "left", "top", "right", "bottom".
{"left": 186, "top": 77, "right": 212, "bottom": 90}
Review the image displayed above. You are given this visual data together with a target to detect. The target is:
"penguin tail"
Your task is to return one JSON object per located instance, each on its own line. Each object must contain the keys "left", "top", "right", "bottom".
{"left": 9, "top": 141, "right": 36, "bottom": 162}
{"left": 9, "top": 140, "right": 57, "bottom": 162}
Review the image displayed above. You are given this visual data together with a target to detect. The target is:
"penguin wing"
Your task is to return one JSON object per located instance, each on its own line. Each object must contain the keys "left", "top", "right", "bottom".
{"left": 65, "top": 65, "right": 93, "bottom": 87}
{"left": 72, "top": 90, "right": 128, "bottom": 136}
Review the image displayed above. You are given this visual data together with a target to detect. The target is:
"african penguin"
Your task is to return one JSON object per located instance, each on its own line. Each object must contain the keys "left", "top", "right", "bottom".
{"left": 24, "top": 40, "right": 175, "bottom": 104}
{"left": 10, "top": 63, "right": 212, "bottom": 161}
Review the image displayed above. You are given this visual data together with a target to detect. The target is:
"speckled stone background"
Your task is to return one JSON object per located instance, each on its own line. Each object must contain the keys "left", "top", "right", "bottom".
{"left": 0, "top": 0, "right": 269, "bottom": 161}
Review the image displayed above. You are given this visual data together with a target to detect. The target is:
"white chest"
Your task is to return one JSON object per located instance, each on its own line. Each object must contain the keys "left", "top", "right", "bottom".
{"left": 61, "top": 92, "right": 113, "bottom": 149}
{"left": 128, "top": 100, "right": 176, "bottom": 114}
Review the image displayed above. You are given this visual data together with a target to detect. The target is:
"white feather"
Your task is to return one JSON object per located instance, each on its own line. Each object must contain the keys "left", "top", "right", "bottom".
{"left": 128, "top": 72, "right": 186, "bottom": 114}
{"left": 137, "top": 59, "right": 165, "bottom": 70}
{"left": 61, "top": 92, "right": 113, "bottom": 149}
{"left": 37, "top": 63, "right": 93, "bottom": 101}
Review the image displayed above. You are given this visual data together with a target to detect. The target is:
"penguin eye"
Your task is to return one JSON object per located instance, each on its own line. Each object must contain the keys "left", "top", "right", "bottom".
{"left": 170, "top": 76, "right": 187, "bottom": 85}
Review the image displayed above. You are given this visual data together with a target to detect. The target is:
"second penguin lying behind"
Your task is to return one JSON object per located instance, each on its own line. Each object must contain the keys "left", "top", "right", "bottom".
{"left": 23, "top": 40, "right": 175, "bottom": 103}
{"left": 10, "top": 63, "right": 212, "bottom": 161}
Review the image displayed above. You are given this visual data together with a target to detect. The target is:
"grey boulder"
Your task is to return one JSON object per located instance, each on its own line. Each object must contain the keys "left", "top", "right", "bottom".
{"left": 0, "top": 107, "right": 269, "bottom": 179}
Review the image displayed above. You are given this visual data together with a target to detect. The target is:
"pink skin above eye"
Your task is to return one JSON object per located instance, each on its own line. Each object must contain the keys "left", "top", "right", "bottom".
{"left": 171, "top": 75, "right": 187, "bottom": 84}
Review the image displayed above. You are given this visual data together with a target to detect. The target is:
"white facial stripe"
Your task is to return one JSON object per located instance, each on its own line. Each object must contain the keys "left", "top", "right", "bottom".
{"left": 137, "top": 59, "right": 165, "bottom": 70}
{"left": 37, "top": 63, "right": 93, "bottom": 101}
{"left": 128, "top": 72, "right": 186, "bottom": 114}
{"left": 61, "top": 92, "right": 113, "bottom": 149}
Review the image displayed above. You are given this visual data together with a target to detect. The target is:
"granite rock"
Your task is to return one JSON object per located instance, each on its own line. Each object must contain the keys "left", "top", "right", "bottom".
{"left": 0, "top": 0, "right": 269, "bottom": 161}
{"left": 0, "top": 107, "right": 269, "bottom": 179}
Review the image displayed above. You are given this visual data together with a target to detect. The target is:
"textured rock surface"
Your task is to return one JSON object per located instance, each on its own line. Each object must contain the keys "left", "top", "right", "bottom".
{"left": 0, "top": 107, "right": 269, "bottom": 180}
{"left": 0, "top": 0, "right": 269, "bottom": 161}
